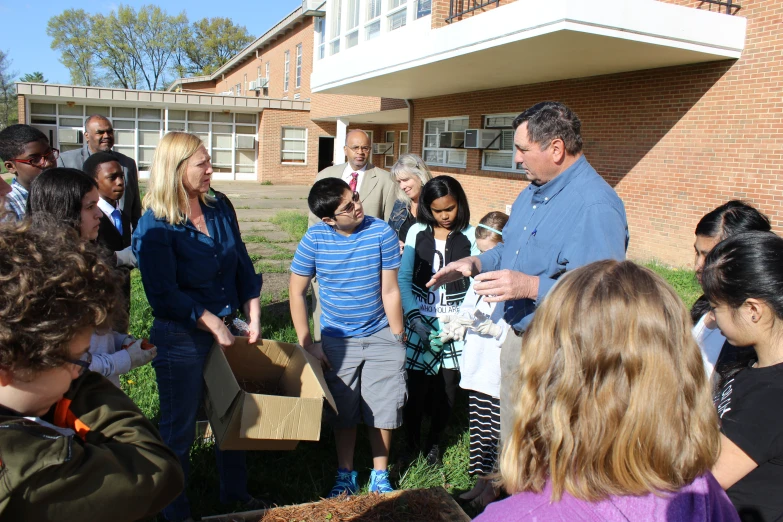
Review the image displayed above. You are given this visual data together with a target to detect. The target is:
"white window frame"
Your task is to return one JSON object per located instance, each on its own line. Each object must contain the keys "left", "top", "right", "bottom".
{"left": 384, "top": 130, "right": 395, "bottom": 166}
{"left": 314, "top": 16, "right": 326, "bottom": 60}
{"left": 387, "top": 0, "right": 408, "bottom": 32}
{"left": 422, "top": 116, "right": 469, "bottom": 168}
{"left": 281, "top": 126, "right": 308, "bottom": 165}
{"left": 265, "top": 62, "right": 270, "bottom": 89}
{"left": 295, "top": 44, "right": 303, "bottom": 89}
{"left": 329, "top": 0, "right": 342, "bottom": 55}
{"left": 284, "top": 50, "right": 290, "bottom": 92}
{"left": 399, "top": 130, "right": 409, "bottom": 156}
{"left": 236, "top": 83, "right": 242, "bottom": 96}
{"left": 481, "top": 113, "right": 524, "bottom": 174}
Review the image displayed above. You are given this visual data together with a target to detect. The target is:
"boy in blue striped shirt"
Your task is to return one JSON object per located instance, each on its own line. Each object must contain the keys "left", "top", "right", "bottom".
{"left": 290, "top": 177, "right": 406, "bottom": 497}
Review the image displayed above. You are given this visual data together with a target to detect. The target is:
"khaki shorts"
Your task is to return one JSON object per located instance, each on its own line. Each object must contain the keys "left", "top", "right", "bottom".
{"left": 322, "top": 327, "right": 407, "bottom": 429}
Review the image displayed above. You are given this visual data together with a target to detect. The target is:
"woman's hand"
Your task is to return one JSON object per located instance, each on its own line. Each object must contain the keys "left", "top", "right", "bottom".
{"left": 213, "top": 322, "right": 236, "bottom": 350}
{"left": 198, "top": 310, "right": 236, "bottom": 351}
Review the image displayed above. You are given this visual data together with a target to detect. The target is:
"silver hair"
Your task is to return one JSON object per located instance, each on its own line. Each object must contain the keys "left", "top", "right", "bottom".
{"left": 391, "top": 153, "right": 432, "bottom": 204}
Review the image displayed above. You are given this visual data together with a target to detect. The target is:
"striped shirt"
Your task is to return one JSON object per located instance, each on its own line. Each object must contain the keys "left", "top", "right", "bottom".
{"left": 4, "top": 179, "right": 28, "bottom": 221}
{"left": 291, "top": 216, "right": 401, "bottom": 338}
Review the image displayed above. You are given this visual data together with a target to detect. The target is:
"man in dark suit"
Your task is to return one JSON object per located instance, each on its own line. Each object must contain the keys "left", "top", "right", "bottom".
{"left": 58, "top": 115, "right": 142, "bottom": 230}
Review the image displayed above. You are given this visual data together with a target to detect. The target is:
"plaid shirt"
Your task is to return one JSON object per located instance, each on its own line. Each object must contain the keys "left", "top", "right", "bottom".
{"left": 404, "top": 312, "right": 463, "bottom": 375}
{"left": 4, "top": 179, "right": 28, "bottom": 221}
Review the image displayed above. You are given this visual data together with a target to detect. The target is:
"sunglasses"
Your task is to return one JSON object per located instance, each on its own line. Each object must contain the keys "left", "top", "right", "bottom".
{"left": 333, "top": 191, "right": 361, "bottom": 217}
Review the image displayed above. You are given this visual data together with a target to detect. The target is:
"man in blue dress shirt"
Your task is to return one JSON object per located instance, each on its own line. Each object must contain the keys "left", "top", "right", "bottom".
{"left": 428, "top": 102, "right": 629, "bottom": 441}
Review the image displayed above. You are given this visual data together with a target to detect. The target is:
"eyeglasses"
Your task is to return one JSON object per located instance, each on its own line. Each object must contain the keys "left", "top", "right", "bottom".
{"left": 346, "top": 146, "right": 370, "bottom": 153}
{"left": 11, "top": 148, "right": 60, "bottom": 168}
{"left": 67, "top": 351, "right": 92, "bottom": 376}
{"left": 333, "top": 191, "right": 361, "bottom": 217}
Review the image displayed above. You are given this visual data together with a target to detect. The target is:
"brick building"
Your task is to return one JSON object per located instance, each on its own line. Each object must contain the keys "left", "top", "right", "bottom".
{"left": 310, "top": 0, "right": 781, "bottom": 266}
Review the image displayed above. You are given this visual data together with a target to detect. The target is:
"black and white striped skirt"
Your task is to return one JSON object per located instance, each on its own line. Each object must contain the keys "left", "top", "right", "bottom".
{"left": 468, "top": 390, "right": 501, "bottom": 476}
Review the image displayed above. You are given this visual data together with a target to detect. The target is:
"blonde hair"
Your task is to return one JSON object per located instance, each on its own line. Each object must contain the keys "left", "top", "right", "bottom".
{"left": 143, "top": 132, "right": 211, "bottom": 225}
{"left": 390, "top": 153, "right": 432, "bottom": 204}
{"left": 498, "top": 260, "right": 719, "bottom": 501}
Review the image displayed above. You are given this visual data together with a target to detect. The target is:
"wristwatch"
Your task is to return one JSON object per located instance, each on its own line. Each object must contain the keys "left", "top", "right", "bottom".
{"left": 393, "top": 332, "right": 406, "bottom": 344}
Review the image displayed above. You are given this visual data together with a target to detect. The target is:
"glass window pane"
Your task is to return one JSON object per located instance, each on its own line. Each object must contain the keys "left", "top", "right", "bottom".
{"left": 389, "top": 0, "right": 405, "bottom": 8}
{"left": 347, "top": 0, "right": 360, "bottom": 30}
{"left": 237, "top": 165, "right": 255, "bottom": 173}
{"left": 59, "top": 144, "right": 82, "bottom": 153}
{"left": 31, "top": 115, "right": 56, "bottom": 124}
{"left": 193, "top": 133, "right": 209, "bottom": 146}
{"left": 139, "top": 131, "right": 160, "bottom": 146}
{"left": 114, "top": 146, "right": 134, "bottom": 158}
{"left": 188, "top": 111, "right": 209, "bottom": 122}
{"left": 367, "top": 0, "right": 381, "bottom": 20}
{"left": 425, "top": 135, "right": 439, "bottom": 148}
{"left": 213, "top": 150, "right": 232, "bottom": 166}
{"left": 236, "top": 150, "right": 255, "bottom": 164}
{"left": 366, "top": 20, "right": 380, "bottom": 40}
{"left": 283, "top": 128, "right": 306, "bottom": 140}
{"left": 58, "top": 104, "right": 83, "bottom": 116}
{"left": 86, "top": 106, "right": 110, "bottom": 117}
{"left": 113, "top": 107, "right": 135, "bottom": 119}
{"left": 285, "top": 140, "right": 306, "bottom": 152}
{"left": 112, "top": 120, "right": 134, "bottom": 130}
{"left": 236, "top": 126, "right": 256, "bottom": 135}
{"left": 423, "top": 150, "right": 441, "bottom": 164}
{"left": 59, "top": 117, "right": 83, "bottom": 127}
{"left": 236, "top": 113, "right": 256, "bottom": 124}
{"left": 167, "top": 122, "right": 186, "bottom": 132}
{"left": 425, "top": 120, "right": 445, "bottom": 134}
{"left": 385, "top": 131, "right": 395, "bottom": 142}
{"left": 389, "top": 8, "right": 407, "bottom": 31}
{"left": 484, "top": 151, "right": 512, "bottom": 169}
{"left": 449, "top": 118, "right": 469, "bottom": 132}
{"left": 400, "top": 131, "right": 409, "bottom": 143}
{"left": 138, "top": 121, "right": 160, "bottom": 131}
{"left": 188, "top": 123, "right": 209, "bottom": 133}
{"left": 138, "top": 108, "right": 161, "bottom": 119}
{"left": 446, "top": 150, "right": 466, "bottom": 166}
{"left": 212, "top": 124, "right": 232, "bottom": 134}
{"left": 168, "top": 110, "right": 186, "bottom": 121}
{"left": 400, "top": 144, "right": 409, "bottom": 155}
{"left": 115, "top": 130, "right": 135, "bottom": 146}
{"left": 213, "top": 134, "right": 233, "bottom": 149}
{"left": 330, "top": 40, "right": 340, "bottom": 55}
{"left": 282, "top": 151, "right": 306, "bottom": 163}
{"left": 212, "top": 112, "right": 232, "bottom": 123}
{"left": 346, "top": 31, "right": 359, "bottom": 49}
{"left": 31, "top": 103, "right": 56, "bottom": 115}
{"left": 138, "top": 148, "right": 155, "bottom": 169}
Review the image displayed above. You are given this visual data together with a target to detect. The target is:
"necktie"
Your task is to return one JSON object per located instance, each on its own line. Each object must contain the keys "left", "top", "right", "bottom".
{"left": 111, "top": 208, "right": 123, "bottom": 235}
{"left": 349, "top": 172, "right": 358, "bottom": 192}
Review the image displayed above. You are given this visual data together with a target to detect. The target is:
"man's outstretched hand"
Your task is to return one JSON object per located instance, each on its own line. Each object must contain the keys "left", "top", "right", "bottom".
{"left": 427, "top": 256, "right": 481, "bottom": 289}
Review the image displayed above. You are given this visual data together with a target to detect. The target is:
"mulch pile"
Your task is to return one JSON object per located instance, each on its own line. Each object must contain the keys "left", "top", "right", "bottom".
{"left": 257, "top": 489, "right": 446, "bottom": 522}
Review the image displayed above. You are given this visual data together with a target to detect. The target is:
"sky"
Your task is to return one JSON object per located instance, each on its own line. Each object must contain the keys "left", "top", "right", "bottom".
{"left": 0, "top": 0, "right": 304, "bottom": 85}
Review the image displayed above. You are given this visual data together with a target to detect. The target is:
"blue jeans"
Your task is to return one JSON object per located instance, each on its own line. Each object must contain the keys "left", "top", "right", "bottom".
{"left": 151, "top": 319, "right": 250, "bottom": 521}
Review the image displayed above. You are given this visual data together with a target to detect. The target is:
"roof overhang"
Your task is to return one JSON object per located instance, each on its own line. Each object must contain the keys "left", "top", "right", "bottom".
{"left": 16, "top": 83, "right": 310, "bottom": 112}
{"left": 312, "top": 108, "right": 408, "bottom": 124}
{"left": 311, "top": 0, "right": 747, "bottom": 99}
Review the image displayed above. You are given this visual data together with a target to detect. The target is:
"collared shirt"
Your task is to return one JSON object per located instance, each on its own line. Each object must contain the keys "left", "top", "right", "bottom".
{"left": 341, "top": 164, "right": 367, "bottom": 193}
{"left": 97, "top": 197, "right": 118, "bottom": 220}
{"left": 477, "top": 155, "right": 628, "bottom": 332}
{"left": 132, "top": 197, "right": 262, "bottom": 329}
{"left": 4, "top": 179, "right": 29, "bottom": 221}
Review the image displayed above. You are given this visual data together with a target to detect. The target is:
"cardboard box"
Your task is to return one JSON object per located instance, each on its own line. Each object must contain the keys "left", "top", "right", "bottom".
{"left": 203, "top": 337, "right": 337, "bottom": 451}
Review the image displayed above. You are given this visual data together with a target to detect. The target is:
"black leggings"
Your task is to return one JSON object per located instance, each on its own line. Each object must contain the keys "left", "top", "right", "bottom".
{"left": 404, "top": 367, "right": 460, "bottom": 450}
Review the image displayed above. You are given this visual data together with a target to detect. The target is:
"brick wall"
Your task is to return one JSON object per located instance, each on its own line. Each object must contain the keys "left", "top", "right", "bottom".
{"left": 431, "top": 0, "right": 518, "bottom": 29}
{"left": 17, "top": 94, "right": 25, "bottom": 125}
{"left": 411, "top": 0, "right": 782, "bottom": 266}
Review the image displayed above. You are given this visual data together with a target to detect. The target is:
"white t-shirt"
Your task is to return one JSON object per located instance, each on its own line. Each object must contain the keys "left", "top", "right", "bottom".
{"left": 692, "top": 313, "right": 726, "bottom": 381}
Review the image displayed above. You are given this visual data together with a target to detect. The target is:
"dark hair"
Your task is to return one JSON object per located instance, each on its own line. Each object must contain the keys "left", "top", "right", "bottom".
{"left": 0, "top": 219, "right": 120, "bottom": 377}
{"left": 27, "top": 168, "right": 98, "bottom": 231}
{"left": 694, "top": 200, "right": 770, "bottom": 239}
{"left": 418, "top": 175, "right": 470, "bottom": 232}
{"left": 701, "top": 231, "right": 783, "bottom": 317}
{"left": 82, "top": 151, "right": 120, "bottom": 180}
{"left": 475, "top": 211, "right": 509, "bottom": 242}
{"left": 0, "top": 124, "right": 49, "bottom": 162}
{"left": 690, "top": 201, "right": 771, "bottom": 323}
{"left": 308, "top": 177, "right": 352, "bottom": 219}
{"left": 512, "top": 101, "right": 583, "bottom": 155}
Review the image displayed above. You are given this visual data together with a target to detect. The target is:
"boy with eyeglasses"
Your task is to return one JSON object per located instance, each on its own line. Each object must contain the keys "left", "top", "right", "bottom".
{"left": 0, "top": 219, "right": 184, "bottom": 519}
{"left": 0, "top": 124, "right": 58, "bottom": 220}
{"left": 290, "top": 177, "right": 406, "bottom": 497}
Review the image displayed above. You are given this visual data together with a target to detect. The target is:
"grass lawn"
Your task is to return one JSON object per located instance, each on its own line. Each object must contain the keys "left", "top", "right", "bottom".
{"left": 121, "top": 209, "right": 701, "bottom": 519}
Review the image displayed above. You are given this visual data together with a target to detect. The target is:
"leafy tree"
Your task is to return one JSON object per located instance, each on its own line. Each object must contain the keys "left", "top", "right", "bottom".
{"left": 179, "top": 18, "right": 255, "bottom": 76}
{"left": 47, "top": 10, "right": 98, "bottom": 86}
{"left": 0, "top": 50, "right": 18, "bottom": 130}
{"left": 19, "top": 72, "right": 47, "bottom": 83}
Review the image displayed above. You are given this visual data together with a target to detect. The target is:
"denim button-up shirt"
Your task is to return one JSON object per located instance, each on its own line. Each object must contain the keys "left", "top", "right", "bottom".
{"left": 477, "top": 155, "right": 628, "bottom": 332}
{"left": 132, "top": 198, "right": 262, "bottom": 329}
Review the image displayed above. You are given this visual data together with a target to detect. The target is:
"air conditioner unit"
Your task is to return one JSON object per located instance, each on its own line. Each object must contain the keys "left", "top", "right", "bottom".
{"left": 372, "top": 142, "right": 393, "bottom": 155}
{"left": 235, "top": 135, "right": 256, "bottom": 149}
{"left": 58, "top": 129, "right": 82, "bottom": 145}
{"left": 249, "top": 78, "right": 269, "bottom": 91}
{"left": 464, "top": 129, "right": 501, "bottom": 149}
{"left": 439, "top": 131, "right": 465, "bottom": 148}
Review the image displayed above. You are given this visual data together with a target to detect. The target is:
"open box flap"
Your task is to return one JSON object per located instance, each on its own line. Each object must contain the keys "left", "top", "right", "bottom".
{"left": 296, "top": 344, "right": 338, "bottom": 414}
{"left": 204, "top": 344, "right": 242, "bottom": 419}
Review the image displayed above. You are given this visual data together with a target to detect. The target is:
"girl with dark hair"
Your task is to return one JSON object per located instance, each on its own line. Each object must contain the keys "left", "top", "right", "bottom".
{"left": 702, "top": 231, "right": 783, "bottom": 521}
{"left": 691, "top": 201, "right": 770, "bottom": 384}
{"left": 398, "top": 175, "right": 478, "bottom": 465}
{"left": 27, "top": 167, "right": 103, "bottom": 241}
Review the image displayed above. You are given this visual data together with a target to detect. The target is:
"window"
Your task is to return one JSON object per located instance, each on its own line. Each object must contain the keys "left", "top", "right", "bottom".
{"left": 482, "top": 114, "right": 524, "bottom": 173}
{"left": 388, "top": 0, "right": 407, "bottom": 32}
{"left": 423, "top": 116, "right": 468, "bottom": 167}
{"left": 384, "top": 131, "right": 395, "bottom": 166}
{"left": 281, "top": 127, "right": 307, "bottom": 164}
{"left": 265, "top": 62, "right": 270, "bottom": 88}
{"left": 284, "top": 51, "right": 290, "bottom": 92}
{"left": 243, "top": 74, "right": 247, "bottom": 93}
{"left": 257, "top": 66, "right": 261, "bottom": 80}
{"left": 399, "top": 130, "right": 409, "bottom": 155}
{"left": 295, "top": 44, "right": 303, "bottom": 89}
{"left": 416, "top": 0, "right": 431, "bottom": 18}
{"left": 236, "top": 83, "right": 242, "bottom": 96}
{"left": 346, "top": 0, "right": 360, "bottom": 48}
{"left": 315, "top": 16, "right": 326, "bottom": 60}
{"left": 330, "top": 0, "right": 342, "bottom": 55}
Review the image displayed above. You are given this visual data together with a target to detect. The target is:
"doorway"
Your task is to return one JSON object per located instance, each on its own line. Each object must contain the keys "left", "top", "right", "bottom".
{"left": 318, "top": 136, "right": 335, "bottom": 172}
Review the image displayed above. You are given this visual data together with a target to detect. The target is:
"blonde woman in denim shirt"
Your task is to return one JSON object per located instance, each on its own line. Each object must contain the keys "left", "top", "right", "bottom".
{"left": 133, "top": 132, "right": 262, "bottom": 522}
{"left": 388, "top": 154, "right": 432, "bottom": 253}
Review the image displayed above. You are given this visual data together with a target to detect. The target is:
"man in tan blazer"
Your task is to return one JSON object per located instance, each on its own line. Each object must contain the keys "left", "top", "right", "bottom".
{"left": 309, "top": 129, "right": 399, "bottom": 339}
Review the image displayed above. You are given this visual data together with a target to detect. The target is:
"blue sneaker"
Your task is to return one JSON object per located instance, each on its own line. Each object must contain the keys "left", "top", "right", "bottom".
{"left": 328, "top": 468, "right": 358, "bottom": 498}
{"left": 368, "top": 469, "right": 394, "bottom": 493}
